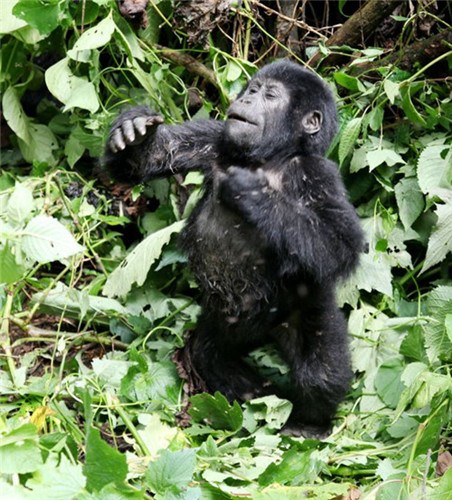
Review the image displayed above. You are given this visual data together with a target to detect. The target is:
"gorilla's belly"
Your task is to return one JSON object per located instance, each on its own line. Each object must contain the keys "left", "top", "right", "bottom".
{"left": 183, "top": 203, "right": 275, "bottom": 317}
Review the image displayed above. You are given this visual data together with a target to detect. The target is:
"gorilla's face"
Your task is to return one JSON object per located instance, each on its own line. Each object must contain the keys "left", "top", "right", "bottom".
{"left": 223, "top": 78, "right": 291, "bottom": 156}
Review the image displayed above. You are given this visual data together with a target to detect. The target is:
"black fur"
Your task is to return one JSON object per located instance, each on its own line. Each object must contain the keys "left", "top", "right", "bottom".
{"left": 105, "top": 61, "right": 363, "bottom": 435}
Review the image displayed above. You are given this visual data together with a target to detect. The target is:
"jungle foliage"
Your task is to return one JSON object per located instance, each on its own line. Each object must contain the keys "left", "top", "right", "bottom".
{"left": 0, "top": 0, "right": 451, "bottom": 498}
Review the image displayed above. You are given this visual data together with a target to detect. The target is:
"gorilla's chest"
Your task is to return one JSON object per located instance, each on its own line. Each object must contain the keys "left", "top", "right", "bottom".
{"left": 181, "top": 195, "right": 274, "bottom": 314}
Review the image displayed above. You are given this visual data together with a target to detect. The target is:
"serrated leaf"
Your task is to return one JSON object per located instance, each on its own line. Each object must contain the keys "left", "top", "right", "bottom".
{"left": 67, "top": 15, "right": 116, "bottom": 59}
{"left": 189, "top": 392, "right": 243, "bottom": 432}
{"left": 394, "top": 177, "right": 424, "bottom": 230}
{"left": 103, "top": 220, "right": 185, "bottom": 298}
{"left": 45, "top": 57, "right": 99, "bottom": 113}
{"left": 366, "top": 148, "right": 405, "bottom": 171}
{"left": 338, "top": 117, "right": 361, "bottom": 165}
{"left": 26, "top": 455, "right": 86, "bottom": 498}
{"left": 375, "top": 358, "right": 405, "bottom": 408}
{"left": 423, "top": 286, "right": 452, "bottom": 362}
{"left": 84, "top": 427, "right": 128, "bottom": 492}
{"left": 22, "top": 215, "right": 84, "bottom": 264}
{"left": 145, "top": 449, "right": 196, "bottom": 495}
{"left": 0, "top": 424, "right": 42, "bottom": 474}
{"left": 2, "top": 86, "right": 31, "bottom": 143}
{"left": 422, "top": 201, "right": 452, "bottom": 273}
{"left": 417, "top": 145, "right": 452, "bottom": 196}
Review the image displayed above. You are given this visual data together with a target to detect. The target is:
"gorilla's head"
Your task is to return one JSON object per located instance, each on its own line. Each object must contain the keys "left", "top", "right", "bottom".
{"left": 223, "top": 61, "right": 338, "bottom": 162}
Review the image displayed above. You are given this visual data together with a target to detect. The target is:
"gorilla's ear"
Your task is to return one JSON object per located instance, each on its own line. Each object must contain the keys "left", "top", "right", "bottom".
{"left": 302, "top": 110, "right": 323, "bottom": 134}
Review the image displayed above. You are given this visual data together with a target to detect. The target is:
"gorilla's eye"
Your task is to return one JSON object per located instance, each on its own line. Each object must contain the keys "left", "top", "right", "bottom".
{"left": 265, "top": 90, "right": 277, "bottom": 99}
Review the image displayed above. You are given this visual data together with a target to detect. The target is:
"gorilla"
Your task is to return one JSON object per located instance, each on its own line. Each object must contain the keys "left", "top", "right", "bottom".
{"left": 106, "top": 60, "right": 363, "bottom": 436}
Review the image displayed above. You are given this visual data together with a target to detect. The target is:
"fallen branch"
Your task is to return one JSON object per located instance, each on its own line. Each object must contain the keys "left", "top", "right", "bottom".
{"left": 156, "top": 45, "right": 219, "bottom": 89}
{"left": 309, "top": 0, "right": 403, "bottom": 67}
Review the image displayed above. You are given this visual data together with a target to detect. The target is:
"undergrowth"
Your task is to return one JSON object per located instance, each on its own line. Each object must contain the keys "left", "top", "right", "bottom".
{"left": 0, "top": 1, "right": 451, "bottom": 498}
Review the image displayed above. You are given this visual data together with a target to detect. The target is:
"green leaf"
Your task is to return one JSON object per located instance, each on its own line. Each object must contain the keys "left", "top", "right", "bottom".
{"left": 189, "top": 392, "right": 243, "bottom": 432}
{"left": 0, "top": 243, "right": 25, "bottom": 284}
{"left": 45, "top": 57, "right": 99, "bottom": 113}
{"left": 422, "top": 201, "right": 452, "bottom": 273}
{"left": 13, "top": 0, "right": 60, "bottom": 35}
{"left": 255, "top": 483, "right": 350, "bottom": 500}
{"left": 375, "top": 358, "right": 405, "bottom": 408}
{"left": 67, "top": 15, "right": 116, "bottom": 59}
{"left": 338, "top": 117, "right": 361, "bottom": 165}
{"left": 17, "top": 123, "right": 58, "bottom": 165}
{"left": 2, "top": 86, "right": 31, "bottom": 143}
{"left": 26, "top": 455, "right": 86, "bottom": 498}
{"left": 145, "top": 449, "right": 196, "bottom": 495}
{"left": 259, "top": 447, "right": 325, "bottom": 486}
{"left": 383, "top": 80, "right": 400, "bottom": 104}
{"left": 423, "top": 286, "right": 452, "bottom": 362}
{"left": 22, "top": 215, "right": 84, "bottom": 264}
{"left": 7, "top": 182, "right": 34, "bottom": 224}
{"left": 103, "top": 220, "right": 185, "bottom": 298}
{"left": 84, "top": 427, "right": 128, "bottom": 492}
{"left": 366, "top": 149, "right": 405, "bottom": 171}
{"left": 401, "top": 85, "right": 427, "bottom": 126}
{"left": 394, "top": 177, "right": 424, "bottom": 230}
{"left": 0, "top": 0, "right": 27, "bottom": 33}
{"left": 0, "top": 423, "right": 42, "bottom": 474}
{"left": 429, "top": 467, "right": 452, "bottom": 499}
{"left": 417, "top": 145, "right": 452, "bottom": 196}
{"left": 334, "top": 71, "right": 364, "bottom": 92}
{"left": 243, "top": 395, "right": 292, "bottom": 431}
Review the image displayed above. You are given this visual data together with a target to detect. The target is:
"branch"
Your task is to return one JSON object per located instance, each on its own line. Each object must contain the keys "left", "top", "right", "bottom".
{"left": 309, "top": 0, "right": 403, "bottom": 67}
{"left": 155, "top": 45, "right": 219, "bottom": 89}
{"left": 351, "top": 28, "right": 452, "bottom": 75}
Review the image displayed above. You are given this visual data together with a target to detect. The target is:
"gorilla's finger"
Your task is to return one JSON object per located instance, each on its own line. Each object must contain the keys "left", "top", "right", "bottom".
{"left": 111, "top": 128, "right": 126, "bottom": 151}
{"left": 146, "top": 115, "right": 164, "bottom": 126}
{"left": 133, "top": 117, "right": 148, "bottom": 136}
{"left": 122, "top": 120, "right": 136, "bottom": 144}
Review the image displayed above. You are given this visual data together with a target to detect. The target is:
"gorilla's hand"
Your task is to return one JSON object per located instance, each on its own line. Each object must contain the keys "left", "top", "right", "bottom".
{"left": 219, "top": 166, "right": 269, "bottom": 215}
{"left": 108, "top": 107, "right": 164, "bottom": 153}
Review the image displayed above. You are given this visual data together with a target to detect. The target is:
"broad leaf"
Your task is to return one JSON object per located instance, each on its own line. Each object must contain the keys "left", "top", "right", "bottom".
{"left": 22, "top": 215, "right": 84, "bottom": 263}
{"left": 394, "top": 177, "right": 424, "bottom": 230}
{"left": 422, "top": 201, "right": 452, "bottom": 273}
{"left": 2, "top": 86, "right": 30, "bottom": 143}
{"left": 67, "top": 15, "right": 116, "bottom": 59}
{"left": 423, "top": 286, "right": 452, "bottom": 362}
{"left": 103, "top": 220, "right": 185, "bottom": 298}
{"left": 45, "top": 57, "right": 99, "bottom": 113}
{"left": 84, "top": 427, "right": 128, "bottom": 492}
{"left": 417, "top": 145, "right": 452, "bottom": 196}
{"left": 338, "top": 117, "right": 361, "bottom": 165}
{"left": 145, "top": 449, "right": 196, "bottom": 495}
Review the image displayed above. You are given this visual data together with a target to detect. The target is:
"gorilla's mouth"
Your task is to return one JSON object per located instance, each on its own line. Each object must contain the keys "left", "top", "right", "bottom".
{"left": 227, "top": 113, "right": 256, "bottom": 125}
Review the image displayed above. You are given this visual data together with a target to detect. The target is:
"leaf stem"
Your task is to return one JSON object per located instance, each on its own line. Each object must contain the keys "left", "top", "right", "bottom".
{"left": 0, "top": 289, "right": 18, "bottom": 387}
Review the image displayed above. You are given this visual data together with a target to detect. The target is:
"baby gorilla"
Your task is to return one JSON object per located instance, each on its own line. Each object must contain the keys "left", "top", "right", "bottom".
{"left": 106, "top": 61, "right": 363, "bottom": 436}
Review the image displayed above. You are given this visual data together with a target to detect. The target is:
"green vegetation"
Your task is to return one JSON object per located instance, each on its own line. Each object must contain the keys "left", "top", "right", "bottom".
{"left": 0, "top": 1, "right": 451, "bottom": 498}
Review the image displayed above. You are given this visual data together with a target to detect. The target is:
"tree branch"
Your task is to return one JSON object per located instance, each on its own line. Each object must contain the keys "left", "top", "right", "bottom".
{"left": 309, "top": 0, "right": 403, "bottom": 67}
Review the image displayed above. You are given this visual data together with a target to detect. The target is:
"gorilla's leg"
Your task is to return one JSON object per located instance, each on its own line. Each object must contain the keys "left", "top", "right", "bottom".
{"left": 188, "top": 311, "right": 272, "bottom": 402}
{"left": 276, "top": 302, "right": 353, "bottom": 437}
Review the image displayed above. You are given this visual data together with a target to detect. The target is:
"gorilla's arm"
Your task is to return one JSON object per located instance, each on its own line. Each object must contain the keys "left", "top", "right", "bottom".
{"left": 219, "top": 158, "right": 363, "bottom": 282}
{"left": 104, "top": 107, "right": 224, "bottom": 183}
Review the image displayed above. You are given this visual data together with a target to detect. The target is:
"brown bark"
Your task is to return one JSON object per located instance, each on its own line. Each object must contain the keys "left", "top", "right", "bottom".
{"left": 351, "top": 28, "right": 452, "bottom": 75}
{"left": 155, "top": 45, "right": 219, "bottom": 89}
{"left": 309, "top": 0, "right": 403, "bottom": 67}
